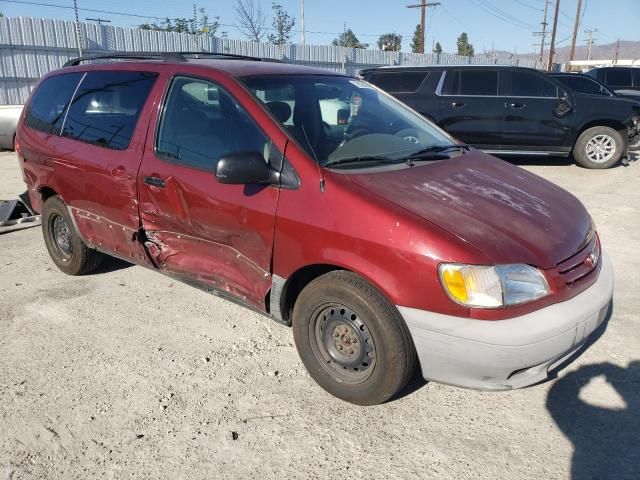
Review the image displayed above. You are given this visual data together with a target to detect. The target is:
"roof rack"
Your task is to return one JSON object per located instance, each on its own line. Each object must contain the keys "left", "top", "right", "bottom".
{"left": 63, "top": 51, "right": 280, "bottom": 67}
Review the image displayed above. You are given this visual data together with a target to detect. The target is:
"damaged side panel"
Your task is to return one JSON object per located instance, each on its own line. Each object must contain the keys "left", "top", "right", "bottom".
{"left": 144, "top": 229, "right": 271, "bottom": 307}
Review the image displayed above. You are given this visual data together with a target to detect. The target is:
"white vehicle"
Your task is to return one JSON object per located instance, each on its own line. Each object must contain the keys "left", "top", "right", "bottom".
{"left": 0, "top": 105, "right": 23, "bottom": 150}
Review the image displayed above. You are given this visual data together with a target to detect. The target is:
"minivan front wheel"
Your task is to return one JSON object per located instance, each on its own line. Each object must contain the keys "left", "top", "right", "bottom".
{"left": 292, "top": 271, "right": 416, "bottom": 405}
{"left": 573, "top": 126, "right": 625, "bottom": 169}
{"left": 42, "top": 196, "right": 103, "bottom": 275}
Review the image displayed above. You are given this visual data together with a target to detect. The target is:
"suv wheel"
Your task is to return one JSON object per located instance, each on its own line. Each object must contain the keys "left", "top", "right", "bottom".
{"left": 42, "top": 196, "right": 103, "bottom": 275}
{"left": 573, "top": 126, "right": 625, "bottom": 169}
{"left": 292, "top": 271, "right": 416, "bottom": 406}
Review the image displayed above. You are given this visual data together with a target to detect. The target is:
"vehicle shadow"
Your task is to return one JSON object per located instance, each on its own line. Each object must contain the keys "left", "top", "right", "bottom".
{"left": 546, "top": 359, "right": 640, "bottom": 479}
{"left": 501, "top": 155, "right": 575, "bottom": 167}
{"left": 89, "top": 256, "right": 133, "bottom": 275}
{"left": 500, "top": 153, "right": 638, "bottom": 169}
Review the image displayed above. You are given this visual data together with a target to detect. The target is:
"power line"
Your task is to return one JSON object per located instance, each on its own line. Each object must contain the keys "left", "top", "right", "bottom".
{"left": 0, "top": 0, "right": 417, "bottom": 39}
{"left": 467, "top": 0, "right": 535, "bottom": 29}
{"left": 514, "top": 0, "right": 543, "bottom": 12}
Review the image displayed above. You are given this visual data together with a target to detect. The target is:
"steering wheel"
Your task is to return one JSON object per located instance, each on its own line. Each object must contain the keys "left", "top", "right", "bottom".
{"left": 395, "top": 128, "right": 424, "bottom": 145}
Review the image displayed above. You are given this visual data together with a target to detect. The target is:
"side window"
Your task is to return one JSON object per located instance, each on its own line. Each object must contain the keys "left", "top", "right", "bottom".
{"left": 606, "top": 69, "right": 632, "bottom": 87}
{"left": 156, "top": 76, "right": 271, "bottom": 171}
{"left": 634, "top": 70, "right": 640, "bottom": 87}
{"left": 24, "top": 73, "right": 83, "bottom": 135}
{"left": 62, "top": 71, "right": 157, "bottom": 150}
{"left": 573, "top": 77, "right": 606, "bottom": 95}
{"left": 511, "top": 71, "right": 557, "bottom": 97}
{"left": 366, "top": 72, "right": 428, "bottom": 93}
{"left": 444, "top": 70, "right": 498, "bottom": 96}
{"left": 442, "top": 71, "right": 459, "bottom": 95}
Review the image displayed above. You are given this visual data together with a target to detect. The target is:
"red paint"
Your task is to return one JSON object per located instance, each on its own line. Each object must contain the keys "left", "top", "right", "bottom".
{"left": 17, "top": 59, "right": 601, "bottom": 321}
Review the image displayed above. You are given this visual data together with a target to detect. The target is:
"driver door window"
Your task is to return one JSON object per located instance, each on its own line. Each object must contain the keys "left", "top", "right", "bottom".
{"left": 156, "top": 76, "right": 271, "bottom": 171}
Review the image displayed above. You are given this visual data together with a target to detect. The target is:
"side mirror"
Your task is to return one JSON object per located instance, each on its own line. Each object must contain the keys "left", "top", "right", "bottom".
{"left": 216, "top": 151, "right": 278, "bottom": 185}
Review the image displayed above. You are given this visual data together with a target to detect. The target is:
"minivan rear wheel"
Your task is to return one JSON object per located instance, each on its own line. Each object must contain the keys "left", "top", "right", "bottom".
{"left": 573, "top": 126, "right": 625, "bottom": 169}
{"left": 42, "top": 196, "right": 103, "bottom": 275}
{"left": 292, "top": 271, "right": 416, "bottom": 405}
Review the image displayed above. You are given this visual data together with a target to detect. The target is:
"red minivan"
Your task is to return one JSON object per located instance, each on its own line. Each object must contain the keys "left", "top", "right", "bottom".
{"left": 16, "top": 53, "right": 613, "bottom": 405}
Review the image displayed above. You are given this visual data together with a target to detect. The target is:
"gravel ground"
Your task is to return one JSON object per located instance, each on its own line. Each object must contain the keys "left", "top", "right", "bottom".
{"left": 1, "top": 150, "right": 639, "bottom": 479}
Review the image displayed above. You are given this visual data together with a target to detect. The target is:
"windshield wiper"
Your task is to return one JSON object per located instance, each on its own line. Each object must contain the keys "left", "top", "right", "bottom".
{"left": 323, "top": 156, "right": 404, "bottom": 168}
{"left": 403, "top": 144, "right": 470, "bottom": 166}
{"left": 407, "top": 144, "right": 469, "bottom": 158}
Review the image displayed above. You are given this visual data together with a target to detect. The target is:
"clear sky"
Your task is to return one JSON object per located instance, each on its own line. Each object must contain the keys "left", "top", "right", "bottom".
{"left": 0, "top": 0, "right": 638, "bottom": 54}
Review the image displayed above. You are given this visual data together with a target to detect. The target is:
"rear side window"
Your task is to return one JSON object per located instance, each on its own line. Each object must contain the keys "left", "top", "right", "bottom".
{"left": 62, "top": 71, "right": 158, "bottom": 150}
{"left": 24, "top": 73, "right": 82, "bottom": 135}
{"left": 555, "top": 76, "right": 604, "bottom": 95}
{"left": 605, "top": 69, "right": 632, "bottom": 87}
{"left": 366, "top": 72, "right": 428, "bottom": 93}
{"left": 443, "top": 70, "right": 498, "bottom": 96}
{"left": 511, "top": 71, "right": 557, "bottom": 97}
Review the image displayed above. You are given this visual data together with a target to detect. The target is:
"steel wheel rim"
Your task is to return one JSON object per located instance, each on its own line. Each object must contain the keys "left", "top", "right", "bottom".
{"left": 586, "top": 134, "right": 616, "bottom": 163}
{"left": 50, "top": 214, "right": 73, "bottom": 259}
{"left": 309, "top": 304, "right": 376, "bottom": 384}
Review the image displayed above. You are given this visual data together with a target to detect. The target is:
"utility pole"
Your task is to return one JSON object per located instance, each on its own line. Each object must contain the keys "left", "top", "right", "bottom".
{"left": 300, "top": 0, "right": 305, "bottom": 45}
{"left": 532, "top": 0, "right": 549, "bottom": 67}
{"left": 73, "top": 0, "right": 82, "bottom": 57}
{"left": 613, "top": 38, "right": 620, "bottom": 64}
{"left": 568, "top": 0, "right": 582, "bottom": 62}
{"left": 583, "top": 28, "right": 597, "bottom": 60}
{"left": 406, "top": 1, "right": 440, "bottom": 54}
{"left": 86, "top": 17, "right": 111, "bottom": 25}
{"left": 546, "top": 0, "right": 560, "bottom": 71}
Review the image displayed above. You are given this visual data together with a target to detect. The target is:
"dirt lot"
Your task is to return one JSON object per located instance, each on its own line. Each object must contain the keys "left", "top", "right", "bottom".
{"left": 1, "top": 150, "right": 639, "bottom": 479}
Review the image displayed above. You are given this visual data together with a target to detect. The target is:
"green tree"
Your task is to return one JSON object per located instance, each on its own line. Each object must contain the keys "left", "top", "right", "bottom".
{"left": 267, "top": 3, "right": 295, "bottom": 45}
{"left": 457, "top": 32, "right": 474, "bottom": 57}
{"left": 377, "top": 33, "right": 402, "bottom": 51}
{"left": 410, "top": 24, "right": 423, "bottom": 53}
{"left": 332, "top": 28, "right": 368, "bottom": 49}
{"left": 139, "top": 9, "right": 219, "bottom": 36}
{"left": 433, "top": 41, "right": 442, "bottom": 54}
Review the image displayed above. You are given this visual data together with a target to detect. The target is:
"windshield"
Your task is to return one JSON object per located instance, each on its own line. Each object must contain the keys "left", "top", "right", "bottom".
{"left": 241, "top": 75, "right": 457, "bottom": 168}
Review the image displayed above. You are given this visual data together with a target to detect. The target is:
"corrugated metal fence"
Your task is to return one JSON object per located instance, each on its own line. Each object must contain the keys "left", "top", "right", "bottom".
{"left": 0, "top": 16, "right": 541, "bottom": 104}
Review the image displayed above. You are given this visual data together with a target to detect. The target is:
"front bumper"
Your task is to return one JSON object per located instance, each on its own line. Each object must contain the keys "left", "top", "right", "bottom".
{"left": 398, "top": 252, "right": 614, "bottom": 391}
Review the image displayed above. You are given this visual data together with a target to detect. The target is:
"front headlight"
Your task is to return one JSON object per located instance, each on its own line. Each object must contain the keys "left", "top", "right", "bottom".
{"left": 438, "top": 263, "right": 550, "bottom": 308}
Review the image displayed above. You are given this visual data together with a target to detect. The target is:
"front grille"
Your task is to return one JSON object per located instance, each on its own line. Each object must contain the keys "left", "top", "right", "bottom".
{"left": 556, "top": 235, "right": 600, "bottom": 285}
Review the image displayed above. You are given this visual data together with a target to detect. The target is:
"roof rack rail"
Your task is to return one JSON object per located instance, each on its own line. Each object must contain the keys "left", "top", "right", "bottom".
{"left": 63, "top": 51, "right": 280, "bottom": 67}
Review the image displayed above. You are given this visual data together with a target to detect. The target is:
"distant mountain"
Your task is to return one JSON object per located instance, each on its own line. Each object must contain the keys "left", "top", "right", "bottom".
{"left": 490, "top": 40, "right": 640, "bottom": 64}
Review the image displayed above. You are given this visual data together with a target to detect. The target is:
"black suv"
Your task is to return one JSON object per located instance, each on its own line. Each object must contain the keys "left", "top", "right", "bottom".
{"left": 585, "top": 66, "right": 640, "bottom": 94}
{"left": 361, "top": 65, "right": 640, "bottom": 168}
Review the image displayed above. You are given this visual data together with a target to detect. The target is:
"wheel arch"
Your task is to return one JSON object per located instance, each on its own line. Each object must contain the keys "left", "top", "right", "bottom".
{"left": 576, "top": 119, "right": 629, "bottom": 141}
{"left": 268, "top": 263, "right": 346, "bottom": 326}
{"left": 39, "top": 185, "right": 58, "bottom": 201}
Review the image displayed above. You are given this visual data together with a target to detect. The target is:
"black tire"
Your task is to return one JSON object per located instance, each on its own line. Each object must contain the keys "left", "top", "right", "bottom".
{"left": 292, "top": 271, "right": 417, "bottom": 406}
{"left": 573, "top": 126, "right": 626, "bottom": 169}
{"left": 42, "top": 196, "right": 103, "bottom": 275}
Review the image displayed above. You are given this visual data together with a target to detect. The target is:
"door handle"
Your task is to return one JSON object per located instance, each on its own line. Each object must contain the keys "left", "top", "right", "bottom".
{"left": 143, "top": 176, "right": 166, "bottom": 188}
{"left": 111, "top": 166, "right": 132, "bottom": 180}
{"left": 507, "top": 102, "right": 526, "bottom": 109}
{"left": 451, "top": 102, "right": 465, "bottom": 108}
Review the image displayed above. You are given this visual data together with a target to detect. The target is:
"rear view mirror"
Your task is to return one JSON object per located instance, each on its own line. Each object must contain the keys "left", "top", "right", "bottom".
{"left": 337, "top": 108, "right": 350, "bottom": 125}
{"left": 216, "top": 151, "right": 279, "bottom": 185}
